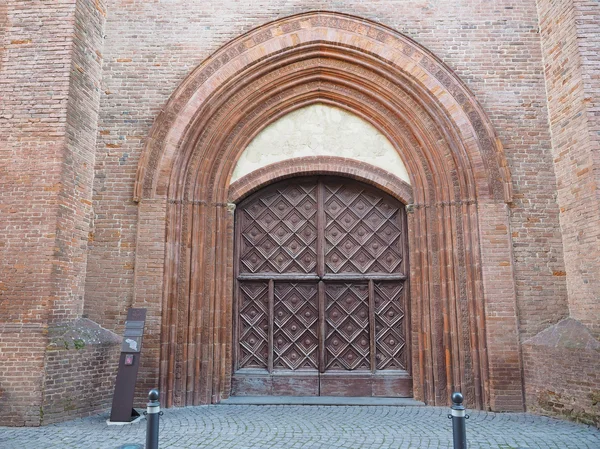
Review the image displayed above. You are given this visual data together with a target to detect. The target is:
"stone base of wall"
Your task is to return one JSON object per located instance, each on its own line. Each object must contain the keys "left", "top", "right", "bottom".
{"left": 523, "top": 318, "right": 600, "bottom": 427}
{"left": 42, "top": 319, "right": 121, "bottom": 425}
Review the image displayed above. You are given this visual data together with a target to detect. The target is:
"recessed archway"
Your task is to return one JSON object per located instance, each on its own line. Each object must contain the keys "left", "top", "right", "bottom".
{"left": 134, "top": 11, "right": 523, "bottom": 411}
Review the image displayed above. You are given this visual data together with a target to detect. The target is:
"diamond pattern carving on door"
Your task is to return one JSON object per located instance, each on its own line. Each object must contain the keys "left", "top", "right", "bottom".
{"left": 238, "top": 282, "right": 269, "bottom": 369}
{"left": 325, "top": 283, "right": 370, "bottom": 370}
{"left": 273, "top": 283, "right": 318, "bottom": 370}
{"left": 324, "top": 182, "right": 403, "bottom": 274}
{"left": 239, "top": 181, "right": 317, "bottom": 274}
{"left": 374, "top": 282, "right": 406, "bottom": 370}
{"left": 234, "top": 177, "right": 410, "bottom": 397}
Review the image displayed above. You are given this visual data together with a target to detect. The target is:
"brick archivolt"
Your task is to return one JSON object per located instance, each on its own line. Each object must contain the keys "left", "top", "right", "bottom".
{"left": 134, "top": 12, "right": 523, "bottom": 411}
{"left": 228, "top": 157, "right": 414, "bottom": 206}
{"left": 135, "top": 12, "right": 511, "bottom": 203}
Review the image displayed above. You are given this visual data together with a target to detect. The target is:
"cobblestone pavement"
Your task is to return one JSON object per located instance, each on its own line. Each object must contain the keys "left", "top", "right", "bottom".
{"left": 1, "top": 405, "right": 599, "bottom": 449}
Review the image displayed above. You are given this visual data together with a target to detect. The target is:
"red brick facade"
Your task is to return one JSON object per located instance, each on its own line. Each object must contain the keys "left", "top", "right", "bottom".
{"left": 0, "top": 0, "right": 598, "bottom": 426}
{"left": 523, "top": 319, "right": 600, "bottom": 427}
{"left": 1, "top": 0, "right": 114, "bottom": 426}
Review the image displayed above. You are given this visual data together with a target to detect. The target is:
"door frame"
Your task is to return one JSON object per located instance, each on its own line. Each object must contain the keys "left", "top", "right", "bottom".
{"left": 231, "top": 175, "right": 412, "bottom": 397}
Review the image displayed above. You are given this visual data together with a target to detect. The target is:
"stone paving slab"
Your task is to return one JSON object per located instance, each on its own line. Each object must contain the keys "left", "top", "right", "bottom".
{"left": 0, "top": 405, "right": 598, "bottom": 449}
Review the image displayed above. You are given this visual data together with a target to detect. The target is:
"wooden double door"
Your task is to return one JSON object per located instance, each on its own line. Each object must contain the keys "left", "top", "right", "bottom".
{"left": 232, "top": 176, "right": 411, "bottom": 397}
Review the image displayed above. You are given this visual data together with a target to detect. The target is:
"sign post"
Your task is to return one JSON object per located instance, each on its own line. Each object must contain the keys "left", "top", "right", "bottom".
{"left": 109, "top": 308, "right": 147, "bottom": 423}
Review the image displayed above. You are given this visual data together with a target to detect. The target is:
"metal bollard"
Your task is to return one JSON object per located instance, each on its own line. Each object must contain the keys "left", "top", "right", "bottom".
{"left": 145, "top": 389, "right": 161, "bottom": 449}
{"left": 448, "top": 392, "right": 468, "bottom": 449}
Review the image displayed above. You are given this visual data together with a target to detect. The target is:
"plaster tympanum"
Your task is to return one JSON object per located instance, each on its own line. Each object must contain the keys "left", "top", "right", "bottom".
{"left": 231, "top": 104, "right": 410, "bottom": 184}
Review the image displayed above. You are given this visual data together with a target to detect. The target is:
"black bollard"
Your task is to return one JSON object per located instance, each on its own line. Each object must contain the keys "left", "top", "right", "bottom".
{"left": 449, "top": 392, "right": 468, "bottom": 449}
{"left": 145, "top": 389, "right": 161, "bottom": 449}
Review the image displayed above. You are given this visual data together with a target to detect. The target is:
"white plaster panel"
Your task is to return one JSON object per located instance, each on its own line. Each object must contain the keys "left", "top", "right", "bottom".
{"left": 231, "top": 104, "right": 410, "bottom": 184}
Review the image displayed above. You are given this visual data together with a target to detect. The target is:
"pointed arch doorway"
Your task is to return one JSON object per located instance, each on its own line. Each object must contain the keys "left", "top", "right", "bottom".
{"left": 232, "top": 176, "right": 411, "bottom": 397}
{"left": 134, "top": 11, "right": 524, "bottom": 411}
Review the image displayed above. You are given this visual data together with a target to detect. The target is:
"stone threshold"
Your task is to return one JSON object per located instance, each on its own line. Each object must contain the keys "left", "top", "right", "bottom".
{"left": 220, "top": 396, "right": 425, "bottom": 406}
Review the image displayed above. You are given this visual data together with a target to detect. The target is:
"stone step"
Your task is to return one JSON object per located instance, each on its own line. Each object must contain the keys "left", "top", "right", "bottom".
{"left": 220, "top": 396, "right": 425, "bottom": 406}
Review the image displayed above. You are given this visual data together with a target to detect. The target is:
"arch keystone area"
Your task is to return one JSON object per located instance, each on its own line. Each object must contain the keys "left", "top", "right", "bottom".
{"left": 133, "top": 11, "right": 523, "bottom": 412}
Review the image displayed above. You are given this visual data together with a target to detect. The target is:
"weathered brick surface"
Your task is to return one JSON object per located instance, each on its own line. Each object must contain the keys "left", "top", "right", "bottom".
{"left": 84, "top": 0, "right": 567, "bottom": 412}
{"left": 523, "top": 319, "right": 600, "bottom": 427}
{"left": 537, "top": 0, "right": 600, "bottom": 337}
{"left": 0, "top": 0, "right": 104, "bottom": 319}
{"left": 129, "top": 199, "right": 166, "bottom": 403}
{"left": 0, "top": 0, "right": 112, "bottom": 426}
{"left": 532, "top": 0, "right": 600, "bottom": 425}
{"left": 478, "top": 202, "right": 524, "bottom": 412}
{"left": 2, "top": 0, "right": 599, "bottom": 425}
{"left": 42, "top": 319, "right": 120, "bottom": 425}
{"left": 42, "top": 344, "right": 120, "bottom": 425}
{"left": 0, "top": 325, "right": 46, "bottom": 426}
{"left": 37, "top": 0, "right": 122, "bottom": 426}
{"left": 49, "top": 0, "right": 106, "bottom": 323}
{"left": 1, "top": 0, "right": 79, "bottom": 427}
{"left": 1, "top": 1, "right": 75, "bottom": 326}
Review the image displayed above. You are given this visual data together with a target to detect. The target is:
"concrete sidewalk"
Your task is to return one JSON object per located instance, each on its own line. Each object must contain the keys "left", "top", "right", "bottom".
{"left": 0, "top": 405, "right": 598, "bottom": 449}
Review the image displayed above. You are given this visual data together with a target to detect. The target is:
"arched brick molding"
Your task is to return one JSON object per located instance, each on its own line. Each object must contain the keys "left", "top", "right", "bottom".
{"left": 228, "top": 157, "right": 413, "bottom": 205}
{"left": 134, "top": 11, "right": 522, "bottom": 411}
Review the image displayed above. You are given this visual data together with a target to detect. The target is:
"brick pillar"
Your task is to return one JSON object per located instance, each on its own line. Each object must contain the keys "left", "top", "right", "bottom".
{"left": 478, "top": 201, "right": 525, "bottom": 411}
{"left": 0, "top": 0, "right": 117, "bottom": 426}
{"left": 537, "top": 0, "right": 600, "bottom": 336}
{"left": 529, "top": 0, "right": 600, "bottom": 424}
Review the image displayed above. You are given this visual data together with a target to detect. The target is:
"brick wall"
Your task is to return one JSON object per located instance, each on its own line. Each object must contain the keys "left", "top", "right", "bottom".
{"left": 522, "top": 0, "right": 600, "bottom": 425}
{"left": 48, "top": 0, "right": 107, "bottom": 323}
{"left": 536, "top": 0, "right": 600, "bottom": 337}
{"left": 0, "top": 325, "right": 46, "bottom": 426}
{"left": 0, "top": 0, "right": 105, "bottom": 321}
{"left": 42, "top": 319, "right": 120, "bottom": 424}
{"left": 130, "top": 199, "right": 166, "bottom": 401}
{"left": 0, "top": 0, "right": 116, "bottom": 426}
{"left": 5, "top": 0, "right": 597, "bottom": 424}
{"left": 0, "top": 0, "right": 79, "bottom": 426}
{"left": 523, "top": 319, "right": 600, "bottom": 426}
{"left": 42, "top": 344, "right": 120, "bottom": 424}
{"left": 40, "top": 0, "right": 114, "bottom": 421}
{"left": 86, "top": 0, "right": 568, "bottom": 409}
{"left": 1, "top": 0, "right": 74, "bottom": 326}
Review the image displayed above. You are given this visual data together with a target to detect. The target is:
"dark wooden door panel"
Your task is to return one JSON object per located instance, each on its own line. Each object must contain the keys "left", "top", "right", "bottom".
{"left": 231, "top": 370, "right": 320, "bottom": 396}
{"left": 374, "top": 281, "right": 407, "bottom": 370}
{"left": 239, "top": 180, "right": 317, "bottom": 274}
{"left": 273, "top": 282, "right": 319, "bottom": 371}
{"left": 324, "top": 282, "right": 370, "bottom": 371}
{"left": 237, "top": 281, "right": 269, "bottom": 369}
{"left": 318, "top": 372, "right": 412, "bottom": 397}
{"left": 233, "top": 176, "right": 411, "bottom": 397}
{"left": 319, "top": 372, "right": 373, "bottom": 396}
{"left": 323, "top": 181, "right": 404, "bottom": 274}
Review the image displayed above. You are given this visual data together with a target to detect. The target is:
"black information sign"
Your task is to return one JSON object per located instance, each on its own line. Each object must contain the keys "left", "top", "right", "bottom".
{"left": 109, "top": 308, "right": 147, "bottom": 423}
